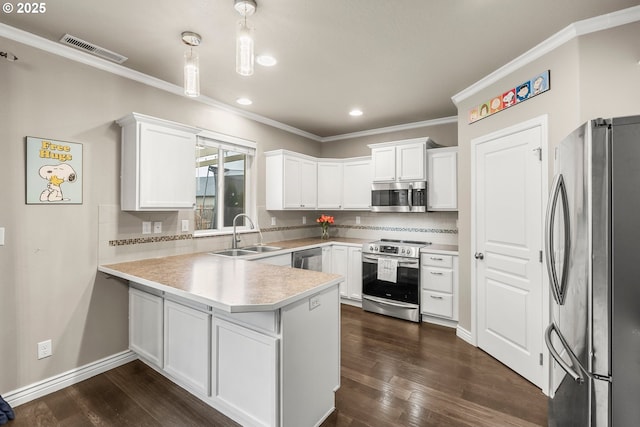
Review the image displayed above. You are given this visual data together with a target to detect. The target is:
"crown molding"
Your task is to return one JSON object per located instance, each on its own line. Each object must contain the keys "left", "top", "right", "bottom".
{"left": 451, "top": 5, "right": 640, "bottom": 106}
{"left": 319, "top": 116, "right": 458, "bottom": 142}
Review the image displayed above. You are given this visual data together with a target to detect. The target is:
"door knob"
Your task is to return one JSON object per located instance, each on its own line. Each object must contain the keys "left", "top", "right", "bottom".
{"left": 474, "top": 252, "right": 484, "bottom": 260}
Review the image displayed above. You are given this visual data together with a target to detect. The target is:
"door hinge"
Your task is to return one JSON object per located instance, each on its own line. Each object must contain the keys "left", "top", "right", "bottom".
{"left": 539, "top": 250, "right": 543, "bottom": 263}
{"left": 539, "top": 353, "right": 543, "bottom": 366}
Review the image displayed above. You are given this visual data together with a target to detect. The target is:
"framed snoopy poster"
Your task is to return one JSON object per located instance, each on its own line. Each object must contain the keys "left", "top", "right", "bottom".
{"left": 25, "top": 136, "right": 83, "bottom": 204}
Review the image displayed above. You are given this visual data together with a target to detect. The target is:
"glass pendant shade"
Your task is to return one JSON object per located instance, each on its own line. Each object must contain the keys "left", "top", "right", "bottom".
{"left": 236, "top": 20, "right": 254, "bottom": 76}
{"left": 184, "top": 48, "right": 200, "bottom": 97}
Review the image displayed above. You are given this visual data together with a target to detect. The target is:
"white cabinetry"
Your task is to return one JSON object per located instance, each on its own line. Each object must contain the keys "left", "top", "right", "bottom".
{"left": 420, "top": 252, "right": 459, "bottom": 327}
{"left": 331, "top": 245, "right": 349, "bottom": 297}
{"left": 347, "top": 246, "right": 362, "bottom": 300}
{"left": 117, "top": 113, "right": 199, "bottom": 211}
{"left": 164, "top": 298, "right": 211, "bottom": 396}
{"left": 317, "top": 161, "right": 343, "bottom": 209}
{"left": 342, "top": 158, "right": 371, "bottom": 209}
{"left": 427, "top": 147, "right": 458, "bottom": 211}
{"left": 129, "top": 287, "right": 163, "bottom": 367}
{"left": 370, "top": 146, "right": 396, "bottom": 181}
{"left": 331, "top": 244, "right": 362, "bottom": 302}
{"left": 370, "top": 138, "right": 432, "bottom": 182}
{"left": 266, "top": 151, "right": 317, "bottom": 210}
{"left": 212, "top": 316, "right": 278, "bottom": 427}
{"left": 322, "top": 245, "right": 332, "bottom": 273}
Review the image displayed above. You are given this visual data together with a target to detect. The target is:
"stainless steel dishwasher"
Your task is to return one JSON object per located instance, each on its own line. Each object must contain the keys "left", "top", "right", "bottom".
{"left": 291, "top": 247, "right": 322, "bottom": 271}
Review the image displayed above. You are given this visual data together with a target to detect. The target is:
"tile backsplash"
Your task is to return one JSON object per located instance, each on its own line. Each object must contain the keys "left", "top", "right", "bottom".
{"left": 98, "top": 204, "right": 457, "bottom": 264}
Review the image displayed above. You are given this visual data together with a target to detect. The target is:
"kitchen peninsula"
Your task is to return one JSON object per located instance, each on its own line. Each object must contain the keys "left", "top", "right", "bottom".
{"left": 99, "top": 252, "right": 342, "bottom": 427}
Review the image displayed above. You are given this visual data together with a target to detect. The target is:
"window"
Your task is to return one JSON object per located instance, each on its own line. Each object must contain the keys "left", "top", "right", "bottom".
{"left": 195, "top": 133, "right": 256, "bottom": 235}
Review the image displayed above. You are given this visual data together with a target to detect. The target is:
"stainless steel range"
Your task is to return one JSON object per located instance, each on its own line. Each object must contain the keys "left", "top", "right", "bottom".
{"left": 361, "top": 239, "right": 430, "bottom": 322}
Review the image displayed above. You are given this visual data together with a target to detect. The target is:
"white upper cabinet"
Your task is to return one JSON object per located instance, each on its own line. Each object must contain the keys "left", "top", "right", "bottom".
{"left": 370, "top": 146, "right": 397, "bottom": 182}
{"left": 266, "top": 150, "right": 371, "bottom": 211}
{"left": 117, "top": 113, "right": 199, "bottom": 211}
{"left": 342, "top": 158, "right": 371, "bottom": 210}
{"left": 370, "top": 138, "right": 433, "bottom": 182}
{"left": 266, "top": 150, "right": 317, "bottom": 210}
{"left": 427, "top": 147, "right": 458, "bottom": 211}
{"left": 317, "top": 161, "right": 343, "bottom": 209}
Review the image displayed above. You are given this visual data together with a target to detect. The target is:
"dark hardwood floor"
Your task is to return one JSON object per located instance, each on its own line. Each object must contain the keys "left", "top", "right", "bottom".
{"left": 11, "top": 305, "right": 547, "bottom": 426}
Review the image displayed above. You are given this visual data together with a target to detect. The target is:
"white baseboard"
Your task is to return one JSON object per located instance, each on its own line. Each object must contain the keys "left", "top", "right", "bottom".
{"left": 456, "top": 325, "right": 474, "bottom": 346}
{"left": 4, "top": 350, "right": 138, "bottom": 407}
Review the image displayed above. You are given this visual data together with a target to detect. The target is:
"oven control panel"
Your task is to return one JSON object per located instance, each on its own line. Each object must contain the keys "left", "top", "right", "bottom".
{"left": 366, "top": 244, "right": 415, "bottom": 257}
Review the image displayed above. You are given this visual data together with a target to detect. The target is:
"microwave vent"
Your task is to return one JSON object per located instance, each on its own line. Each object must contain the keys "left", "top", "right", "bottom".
{"left": 59, "top": 34, "right": 128, "bottom": 64}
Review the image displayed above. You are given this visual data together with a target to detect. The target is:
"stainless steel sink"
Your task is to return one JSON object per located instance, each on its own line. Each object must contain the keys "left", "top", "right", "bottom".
{"left": 211, "top": 249, "right": 258, "bottom": 257}
{"left": 241, "top": 245, "right": 282, "bottom": 253}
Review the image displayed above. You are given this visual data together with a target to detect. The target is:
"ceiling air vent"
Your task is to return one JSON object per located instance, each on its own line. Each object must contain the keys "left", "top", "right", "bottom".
{"left": 59, "top": 34, "right": 128, "bottom": 64}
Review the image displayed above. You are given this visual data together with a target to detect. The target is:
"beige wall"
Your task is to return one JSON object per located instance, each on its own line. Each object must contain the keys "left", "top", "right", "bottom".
{"left": 454, "top": 21, "right": 640, "bottom": 332}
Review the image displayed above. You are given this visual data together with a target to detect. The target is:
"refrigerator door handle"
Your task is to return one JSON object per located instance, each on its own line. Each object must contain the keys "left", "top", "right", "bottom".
{"left": 545, "top": 323, "right": 585, "bottom": 384}
{"left": 545, "top": 174, "right": 571, "bottom": 305}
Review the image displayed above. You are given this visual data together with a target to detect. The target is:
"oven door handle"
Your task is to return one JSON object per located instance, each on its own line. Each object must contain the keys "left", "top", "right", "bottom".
{"left": 362, "top": 254, "right": 419, "bottom": 267}
{"left": 363, "top": 295, "right": 418, "bottom": 309}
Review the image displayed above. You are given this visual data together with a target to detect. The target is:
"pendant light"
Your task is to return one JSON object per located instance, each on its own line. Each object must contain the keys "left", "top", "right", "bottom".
{"left": 181, "top": 31, "right": 201, "bottom": 97}
{"left": 234, "top": 0, "right": 256, "bottom": 77}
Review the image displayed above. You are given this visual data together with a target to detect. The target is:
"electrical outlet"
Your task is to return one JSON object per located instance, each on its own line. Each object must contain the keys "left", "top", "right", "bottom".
{"left": 142, "top": 221, "right": 152, "bottom": 234}
{"left": 309, "top": 296, "right": 321, "bottom": 310}
{"left": 38, "top": 339, "right": 52, "bottom": 359}
{"left": 355, "top": 216, "right": 361, "bottom": 225}
{"left": 181, "top": 219, "right": 189, "bottom": 232}
{"left": 271, "top": 217, "right": 276, "bottom": 226}
{"left": 302, "top": 216, "right": 306, "bottom": 225}
{"left": 153, "top": 221, "right": 162, "bottom": 234}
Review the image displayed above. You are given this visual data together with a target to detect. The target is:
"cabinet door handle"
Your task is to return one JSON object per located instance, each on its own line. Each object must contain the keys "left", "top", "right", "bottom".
{"left": 430, "top": 257, "right": 443, "bottom": 261}
{"left": 430, "top": 295, "right": 444, "bottom": 300}
{"left": 430, "top": 272, "right": 443, "bottom": 276}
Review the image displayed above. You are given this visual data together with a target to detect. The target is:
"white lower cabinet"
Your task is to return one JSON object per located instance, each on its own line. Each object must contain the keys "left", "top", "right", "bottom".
{"left": 212, "top": 316, "right": 278, "bottom": 427}
{"left": 163, "top": 298, "right": 211, "bottom": 396}
{"left": 347, "top": 247, "right": 362, "bottom": 300}
{"left": 330, "top": 244, "right": 362, "bottom": 302}
{"left": 420, "top": 252, "right": 459, "bottom": 326}
{"left": 127, "top": 281, "right": 341, "bottom": 427}
{"left": 321, "top": 245, "right": 332, "bottom": 273}
{"left": 331, "top": 245, "right": 349, "bottom": 297}
{"left": 129, "top": 287, "right": 163, "bottom": 367}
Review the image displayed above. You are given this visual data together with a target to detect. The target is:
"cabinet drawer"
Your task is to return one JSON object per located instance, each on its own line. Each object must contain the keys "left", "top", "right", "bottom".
{"left": 421, "top": 253, "right": 453, "bottom": 268}
{"left": 421, "top": 267, "right": 453, "bottom": 293}
{"left": 421, "top": 291, "right": 453, "bottom": 318}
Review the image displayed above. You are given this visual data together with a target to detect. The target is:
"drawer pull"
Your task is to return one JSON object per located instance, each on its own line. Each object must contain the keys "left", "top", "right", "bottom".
{"left": 430, "top": 257, "right": 443, "bottom": 261}
{"left": 430, "top": 295, "right": 444, "bottom": 300}
{"left": 430, "top": 272, "right": 444, "bottom": 275}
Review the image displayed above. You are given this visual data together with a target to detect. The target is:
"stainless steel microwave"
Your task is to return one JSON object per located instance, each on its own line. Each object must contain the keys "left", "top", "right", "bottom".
{"left": 371, "top": 181, "right": 426, "bottom": 212}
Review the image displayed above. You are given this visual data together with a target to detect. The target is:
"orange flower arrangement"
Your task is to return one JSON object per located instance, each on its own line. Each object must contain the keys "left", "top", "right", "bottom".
{"left": 316, "top": 214, "right": 335, "bottom": 239}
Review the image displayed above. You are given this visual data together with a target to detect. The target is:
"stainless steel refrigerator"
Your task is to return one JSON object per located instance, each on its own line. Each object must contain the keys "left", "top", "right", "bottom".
{"left": 545, "top": 115, "right": 640, "bottom": 426}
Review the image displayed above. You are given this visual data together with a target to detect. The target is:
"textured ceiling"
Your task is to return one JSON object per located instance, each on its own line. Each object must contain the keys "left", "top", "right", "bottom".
{"left": 2, "top": 0, "right": 638, "bottom": 137}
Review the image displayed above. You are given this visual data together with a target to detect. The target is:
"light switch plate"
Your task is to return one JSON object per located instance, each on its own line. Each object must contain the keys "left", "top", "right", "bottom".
{"left": 181, "top": 219, "right": 189, "bottom": 232}
{"left": 153, "top": 222, "right": 162, "bottom": 234}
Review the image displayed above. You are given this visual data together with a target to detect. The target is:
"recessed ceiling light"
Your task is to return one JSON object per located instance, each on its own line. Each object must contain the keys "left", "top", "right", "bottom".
{"left": 236, "top": 97, "right": 253, "bottom": 105}
{"left": 349, "top": 109, "right": 363, "bottom": 117}
{"left": 256, "top": 55, "right": 277, "bottom": 67}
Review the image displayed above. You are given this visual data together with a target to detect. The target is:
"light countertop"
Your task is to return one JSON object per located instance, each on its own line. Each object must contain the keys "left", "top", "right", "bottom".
{"left": 99, "top": 252, "right": 342, "bottom": 313}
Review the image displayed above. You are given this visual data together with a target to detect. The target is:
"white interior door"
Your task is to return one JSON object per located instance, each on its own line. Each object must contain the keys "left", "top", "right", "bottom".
{"left": 473, "top": 120, "right": 545, "bottom": 388}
